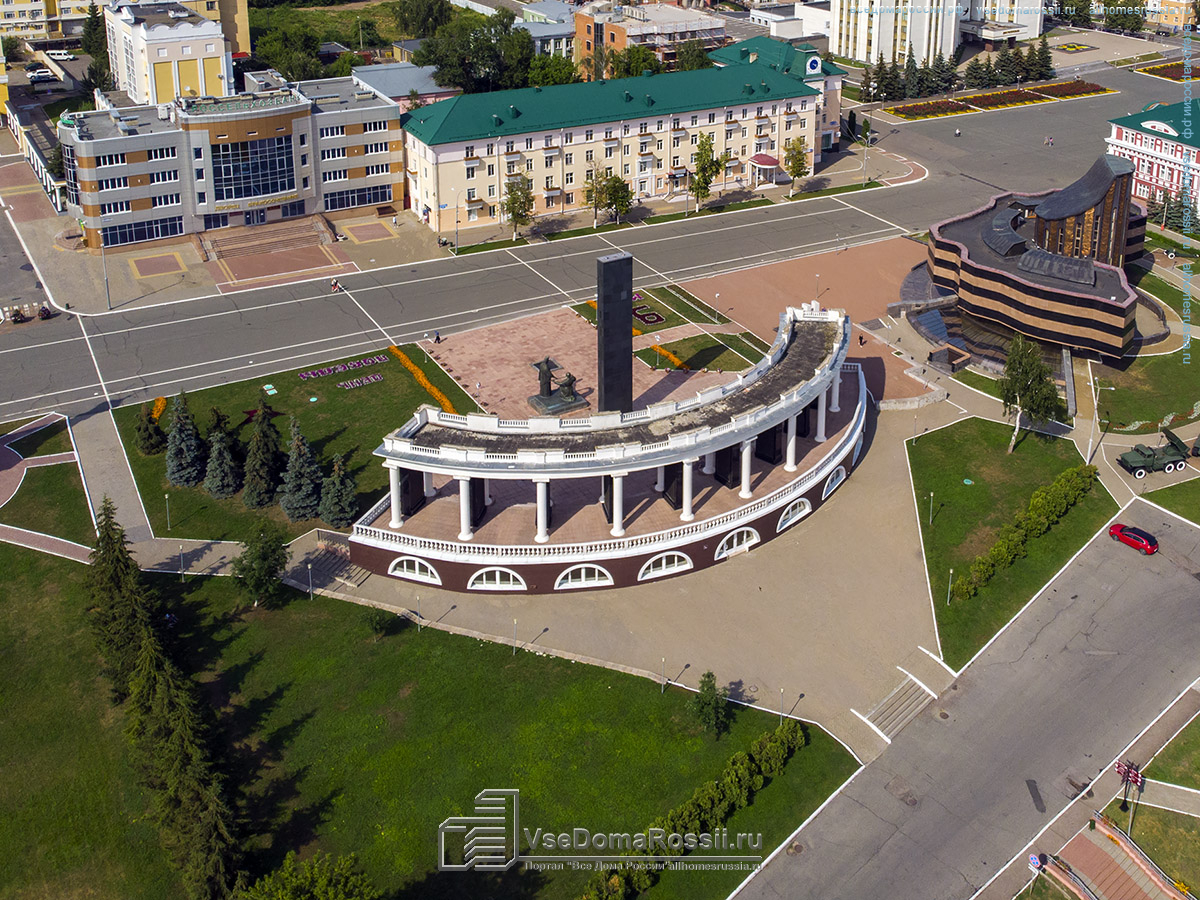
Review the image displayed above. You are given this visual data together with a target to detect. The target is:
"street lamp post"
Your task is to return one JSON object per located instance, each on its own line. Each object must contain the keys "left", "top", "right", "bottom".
{"left": 179, "top": 544, "right": 184, "bottom": 582}
{"left": 661, "top": 657, "right": 666, "bottom": 694}
{"left": 307, "top": 562, "right": 313, "bottom": 599}
{"left": 513, "top": 618, "right": 517, "bottom": 656}
{"left": 164, "top": 493, "right": 171, "bottom": 531}
{"left": 99, "top": 216, "right": 112, "bottom": 310}
{"left": 450, "top": 187, "right": 460, "bottom": 255}
{"left": 780, "top": 687, "right": 785, "bottom": 726}
{"left": 1086, "top": 380, "right": 1117, "bottom": 463}
{"left": 815, "top": 273, "right": 820, "bottom": 302}
{"left": 947, "top": 568, "right": 954, "bottom": 605}
{"left": 357, "top": 16, "right": 363, "bottom": 51}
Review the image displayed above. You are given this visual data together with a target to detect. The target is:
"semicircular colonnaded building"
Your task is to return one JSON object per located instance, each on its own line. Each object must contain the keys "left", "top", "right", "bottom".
{"left": 348, "top": 302, "right": 867, "bottom": 594}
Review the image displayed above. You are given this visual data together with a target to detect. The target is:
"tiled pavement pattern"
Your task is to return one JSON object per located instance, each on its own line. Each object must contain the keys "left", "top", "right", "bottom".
{"left": 1059, "top": 827, "right": 1179, "bottom": 900}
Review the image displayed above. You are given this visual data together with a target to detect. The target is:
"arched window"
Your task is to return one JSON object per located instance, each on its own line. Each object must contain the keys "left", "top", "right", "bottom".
{"left": 638, "top": 551, "right": 693, "bottom": 582}
{"left": 387, "top": 556, "right": 442, "bottom": 585}
{"left": 715, "top": 527, "right": 760, "bottom": 561}
{"left": 468, "top": 567, "right": 527, "bottom": 591}
{"left": 822, "top": 466, "right": 846, "bottom": 500}
{"left": 776, "top": 498, "right": 812, "bottom": 533}
{"left": 554, "top": 564, "right": 615, "bottom": 590}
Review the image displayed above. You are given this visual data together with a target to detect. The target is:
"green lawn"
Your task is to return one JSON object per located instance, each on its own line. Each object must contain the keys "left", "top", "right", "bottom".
{"left": 248, "top": 3, "right": 405, "bottom": 45}
{"left": 1111, "top": 51, "right": 1164, "bottom": 67}
{"left": 456, "top": 237, "right": 528, "bottom": 254}
{"left": 1146, "top": 478, "right": 1200, "bottom": 528}
{"left": 1093, "top": 349, "right": 1200, "bottom": 434}
{"left": 7, "top": 417, "right": 74, "bottom": 458}
{"left": 545, "top": 221, "right": 632, "bottom": 240}
{"left": 1125, "top": 265, "right": 1192, "bottom": 316}
{"left": 0, "top": 463, "right": 94, "bottom": 547}
{"left": 785, "top": 182, "right": 882, "bottom": 201}
{"left": 112, "top": 345, "right": 475, "bottom": 543}
{"left": 571, "top": 291, "right": 690, "bottom": 333}
{"left": 1142, "top": 230, "right": 1197, "bottom": 258}
{"left": 0, "top": 545, "right": 179, "bottom": 900}
{"left": 719, "top": 332, "right": 772, "bottom": 363}
{"left": 1103, "top": 801, "right": 1200, "bottom": 892}
{"left": 42, "top": 95, "right": 94, "bottom": 121}
{"left": 953, "top": 369, "right": 1003, "bottom": 399}
{"left": 636, "top": 333, "right": 756, "bottom": 372}
{"left": 1147, "top": 710, "right": 1200, "bottom": 790}
{"left": 1023, "top": 872, "right": 1075, "bottom": 900}
{"left": 908, "top": 418, "right": 1118, "bottom": 670}
{"left": 645, "top": 197, "right": 774, "bottom": 225}
{"left": 643, "top": 286, "right": 731, "bottom": 325}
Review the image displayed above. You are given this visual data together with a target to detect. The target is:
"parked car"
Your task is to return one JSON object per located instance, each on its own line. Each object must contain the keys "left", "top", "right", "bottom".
{"left": 1109, "top": 524, "right": 1159, "bottom": 555}
{"left": 27, "top": 68, "right": 54, "bottom": 78}
{"left": 47, "top": 50, "right": 76, "bottom": 61}
{"left": 29, "top": 73, "right": 58, "bottom": 84}
{"left": 23, "top": 62, "right": 43, "bottom": 72}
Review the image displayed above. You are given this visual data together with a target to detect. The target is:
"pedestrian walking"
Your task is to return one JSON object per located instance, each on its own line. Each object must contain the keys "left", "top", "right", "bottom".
{"left": 392, "top": 215, "right": 397, "bottom": 226}
{"left": 1049, "top": 136, "right": 1054, "bottom": 148}
{"left": 434, "top": 330, "right": 441, "bottom": 343}
{"left": 1043, "top": 136, "right": 1049, "bottom": 146}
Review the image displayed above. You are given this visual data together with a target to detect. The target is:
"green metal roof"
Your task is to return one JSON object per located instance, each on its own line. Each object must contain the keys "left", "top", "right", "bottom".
{"left": 708, "top": 36, "right": 845, "bottom": 79}
{"left": 401, "top": 63, "right": 821, "bottom": 147}
{"left": 1109, "top": 102, "right": 1200, "bottom": 151}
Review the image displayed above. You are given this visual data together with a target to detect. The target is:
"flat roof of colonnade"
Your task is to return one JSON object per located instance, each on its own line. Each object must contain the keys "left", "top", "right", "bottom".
{"left": 375, "top": 306, "right": 846, "bottom": 478}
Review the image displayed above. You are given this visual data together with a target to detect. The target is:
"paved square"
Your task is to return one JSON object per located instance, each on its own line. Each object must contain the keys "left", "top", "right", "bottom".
{"left": 344, "top": 223, "right": 394, "bottom": 243}
{"left": 130, "top": 252, "right": 186, "bottom": 278}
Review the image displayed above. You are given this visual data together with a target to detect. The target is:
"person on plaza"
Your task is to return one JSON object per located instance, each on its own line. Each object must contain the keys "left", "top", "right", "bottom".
{"left": 330, "top": 279, "right": 341, "bottom": 293}
{"left": 434, "top": 330, "right": 441, "bottom": 343}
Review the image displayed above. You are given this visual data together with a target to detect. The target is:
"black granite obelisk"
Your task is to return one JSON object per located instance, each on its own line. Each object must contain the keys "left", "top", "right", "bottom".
{"left": 596, "top": 251, "right": 634, "bottom": 414}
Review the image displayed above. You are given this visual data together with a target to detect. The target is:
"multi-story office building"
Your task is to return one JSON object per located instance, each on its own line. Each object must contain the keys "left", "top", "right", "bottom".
{"left": 575, "top": 2, "right": 726, "bottom": 73}
{"left": 1146, "top": 0, "right": 1195, "bottom": 33}
{"left": 1106, "top": 102, "right": 1200, "bottom": 209}
{"left": 58, "top": 77, "right": 404, "bottom": 247}
{"left": 0, "top": 0, "right": 247, "bottom": 53}
{"left": 171, "top": 0, "right": 249, "bottom": 55}
{"left": 830, "top": 0, "right": 1041, "bottom": 64}
{"left": 105, "top": 1, "right": 232, "bottom": 105}
{"left": 402, "top": 53, "right": 841, "bottom": 233}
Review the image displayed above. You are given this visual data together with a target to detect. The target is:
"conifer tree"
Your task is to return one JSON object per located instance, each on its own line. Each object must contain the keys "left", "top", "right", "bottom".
{"left": 87, "top": 496, "right": 154, "bottom": 697}
{"left": 204, "top": 430, "right": 242, "bottom": 499}
{"left": 136, "top": 402, "right": 167, "bottom": 455}
{"left": 166, "top": 392, "right": 206, "bottom": 488}
{"left": 963, "top": 56, "right": 986, "bottom": 89}
{"left": 318, "top": 454, "right": 359, "bottom": 527}
{"left": 231, "top": 522, "right": 291, "bottom": 608}
{"left": 1036, "top": 35, "right": 1055, "bottom": 80}
{"left": 903, "top": 46, "right": 920, "bottom": 98}
{"left": 916, "top": 56, "right": 935, "bottom": 97}
{"left": 241, "top": 392, "right": 282, "bottom": 509}
{"left": 982, "top": 55, "right": 998, "bottom": 87}
{"left": 181, "top": 783, "right": 239, "bottom": 900}
{"left": 886, "top": 58, "right": 903, "bottom": 99}
{"left": 933, "top": 50, "right": 954, "bottom": 93}
{"left": 279, "top": 417, "right": 322, "bottom": 522}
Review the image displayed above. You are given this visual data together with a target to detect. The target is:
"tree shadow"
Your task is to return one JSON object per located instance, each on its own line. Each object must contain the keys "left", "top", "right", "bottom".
{"left": 391, "top": 863, "right": 549, "bottom": 900}
{"left": 309, "top": 424, "right": 348, "bottom": 462}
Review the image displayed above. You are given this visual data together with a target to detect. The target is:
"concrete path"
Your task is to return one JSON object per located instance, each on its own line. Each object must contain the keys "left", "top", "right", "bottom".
{"left": 69, "top": 408, "right": 153, "bottom": 543}
{"left": 1139, "top": 779, "right": 1200, "bottom": 818}
{"left": 1059, "top": 828, "right": 1174, "bottom": 900}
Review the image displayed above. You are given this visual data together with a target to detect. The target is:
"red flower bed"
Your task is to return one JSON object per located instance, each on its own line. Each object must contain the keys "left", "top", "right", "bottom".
{"left": 1032, "top": 80, "right": 1110, "bottom": 97}
{"left": 888, "top": 99, "right": 973, "bottom": 119}
{"left": 968, "top": 89, "right": 1048, "bottom": 109}
{"left": 1140, "top": 62, "right": 1185, "bottom": 80}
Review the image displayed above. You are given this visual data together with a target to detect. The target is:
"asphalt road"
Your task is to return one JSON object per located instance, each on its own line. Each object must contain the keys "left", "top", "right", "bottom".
{"left": 739, "top": 500, "right": 1200, "bottom": 900}
{"left": 0, "top": 66, "right": 1175, "bottom": 423}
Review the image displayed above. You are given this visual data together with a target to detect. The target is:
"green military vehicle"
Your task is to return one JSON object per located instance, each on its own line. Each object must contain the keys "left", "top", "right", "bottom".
{"left": 1116, "top": 428, "right": 1199, "bottom": 479}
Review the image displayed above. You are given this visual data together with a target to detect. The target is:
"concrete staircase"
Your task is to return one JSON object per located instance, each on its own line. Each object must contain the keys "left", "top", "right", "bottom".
{"left": 1060, "top": 826, "right": 1185, "bottom": 900}
{"left": 867, "top": 676, "right": 933, "bottom": 740}
{"left": 201, "top": 217, "right": 330, "bottom": 261}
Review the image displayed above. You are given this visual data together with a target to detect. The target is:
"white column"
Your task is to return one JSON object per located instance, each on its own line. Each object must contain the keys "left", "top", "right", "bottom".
{"left": 703, "top": 452, "right": 716, "bottom": 475}
{"left": 484, "top": 477, "right": 493, "bottom": 506}
{"left": 535, "top": 480, "right": 550, "bottom": 543}
{"left": 654, "top": 465, "right": 665, "bottom": 492}
{"left": 816, "top": 387, "right": 828, "bottom": 443}
{"left": 388, "top": 466, "right": 403, "bottom": 528}
{"left": 611, "top": 474, "right": 625, "bottom": 537}
{"left": 739, "top": 440, "right": 754, "bottom": 500}
{"left": 423, "top": 470, "right": 435, "bottom": 498}
{"left": 457, "top": 477, "right": 473, "bottom": 541}
{"left": 681, "top": 459, "right": 695, "bottom": 522}
{"left": 785, "top": 414, "right": 798, "bottom": 472}
{"left": 830, "top": 369, "right": 842, "bottom": 413}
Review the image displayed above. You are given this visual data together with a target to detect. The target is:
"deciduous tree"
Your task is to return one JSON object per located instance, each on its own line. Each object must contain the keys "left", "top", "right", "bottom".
{"left": 689, "top": 132, "right": 725, "bottom": 211}
{"left": 603, "top": 174, "right": 632, "bottom": 224}
{"left": 237, "top": 851, "right": 381, "bottom": 900}
{"left": 999, "top": 334, "right": 1065, "bottom": 453}
{"left": 608, "top": 44, "right": 661, "bottom": 78}
{"left": 500, "top": 175, "right": 534, "bottom": 238}
{"left": 392, "top": 0, "right": 451, "bottom": 38}
{"left": 528, "top": 53, "right": 580, "bottom": 86}
{"left": 676, "top": 38, "right": 713, "bottom": 71}
{"left": 584, "top": 163, "right": 609, "bottom": 226}
{"left": 783, "top": 137, "right": 810, "bottom": 197}
{"left": 690, "top": 670, "right": 731, "bottom": 738}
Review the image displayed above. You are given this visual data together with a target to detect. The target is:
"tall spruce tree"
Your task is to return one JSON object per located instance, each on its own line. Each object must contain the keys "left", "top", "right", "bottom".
{"left": 1036, "top": 35, "right": 1055, "bottom": 80}
{"left": 963, "top": 56, "right": 986, "bottom": 89}
{"left": 181, "top": 783, "right": 239, "bottom": 900}
{"left": 319, "top": 453, "right": 359, "bottom": 527}
{"left": 88, "top": 496, "right": 154, "bottom": 698}
{"left": 932, "top": 51, "right": 954, "bottom": 93}
{"left": 241, "top": 392, "right": 282, "bottom": 509}
{"left": 81, "top": 1, "right": 109, "bottom": 66}
{"left": 279, "top": 417, "right": 322, "bottom": 522}
{"left": 203, "top": 430, "right": 242, "bottom": 499}
{"left": 886, "top": 58, "right": 903, "bottom": 99}
{"left": 231, "top": 523, "right": 291, "bottom": 607}
{"left": 903, "top": 46, "right": 920, "bottom": 98}
{"left": 166, "top": 393, "right": 206, "bottom": 487}
{"left": 136, "top": 402, "right": 167, "bottom": 455}
{"left": 982, "top": 55, "right": 998, "bottom": 87}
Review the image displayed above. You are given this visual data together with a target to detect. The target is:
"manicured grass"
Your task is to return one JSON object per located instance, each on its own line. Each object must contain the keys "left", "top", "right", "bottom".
{"left": 1146, "top": 477, "right": 1200, "bottom": 529}
{"left": 1112, "top": 51, "right": 1164, "bottom": 67}
{"left": 1147, "top": 709, "right": 1200, "bottom": 790}
{"left": 456, "top": 237, "right": 528, "bottom": 254}
{"left": 908, "top": 418, "right": 1118, "bottom": 670}
{"left": 42, "top": 95, "right": 94, "bottom": 121}
{"left": 718, "top": 332, "right": 772, "bottom": 364}
{"left": 1125, "top": 265, "right": 1191, "bottom": 316}
{"left": 953, "top": 368, "right": 1003, "bottom": 399}
{"left": 1093, "top": 349, "right": 1200, "bottom": 433}
{"left": 644, "top": 286, "right": 731, "bottom": 325}
{"left": 785, "top": 181, "right": 882, "bottom": 201}
{"left": 175, "top": 575, "right": 856, "bottom": 897}
{"left": 1103, "top": 801, "right": 1200, "bottom": 892}
{"left": 112, "top": 345, "right": 476, "bottom": 543}
{"left": 0, "top": 544, "right": 179, "bottom": 900}
{"left": 571, "top": 291, "right": 690, "bottom": 332}
{"left": 0, "top": 463, "right": 94, "bottom": 547}
{"left": 7, "top": 417, "right": 74, "bottom": 458}
{"left": 842, "top": 83, "right": 861, "bottom": 101}
{"left": 1024, "top": 873, "right": 1076, "bottom": 900}
{"left": 1143, "top": 231, "right": 1197, "bottom": 257}
{"left": 636, "top": 333, "right": 755, "bottom": 372}
{"left": 645, "top": 197, "right": 774, "bottom": 225}
{"left": 545, "top": 221, "right": 632, "bottom": 240}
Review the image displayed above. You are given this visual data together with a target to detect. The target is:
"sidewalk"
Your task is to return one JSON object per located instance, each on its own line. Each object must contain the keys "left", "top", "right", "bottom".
{"left": 70, "top": 409, "right": 154, "bottom": 543}
{"left": 1140, "top": 779, "right": 1200, "bottom": 818}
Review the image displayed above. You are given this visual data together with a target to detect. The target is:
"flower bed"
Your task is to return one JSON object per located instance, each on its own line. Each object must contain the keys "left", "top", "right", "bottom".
{"left": 967, "top": 89, "right": 1050, "bottom": 109}
{"left": 887, "top": 99, "right": 973, "bottom": 119}
{"left": 1139, "top": 61, "right": 1185, "bottom": 80}
{"left": 1031, "top": 80, "right": 1111, "bottom": 98}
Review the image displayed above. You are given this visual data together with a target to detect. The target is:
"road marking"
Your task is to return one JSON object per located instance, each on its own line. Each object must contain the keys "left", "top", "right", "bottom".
{"left": 896, "top": 665, "right": 938, "bottom": 698}
{"left": 831, "top": 195, "right": 908, "bottom": 233}
{"left": 339, "top": 284, "right": 396, "bottom": 346}
{"left": 905, "top": 424, "right": 944, "bottom": 661}
{"left": 504, "top": 248, "right": 576, "bottom": 302}
{"left": 851, "top": 708, "right": 892, "bottom": 744}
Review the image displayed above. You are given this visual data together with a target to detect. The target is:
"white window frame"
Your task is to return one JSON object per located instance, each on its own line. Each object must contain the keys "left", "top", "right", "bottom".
{"left": 822, "top": 466, "right": 846, "bottom": 500}
{"left": 387, "top": 556, "right": 441, "bottom": 585}
{"left": 637, "top": 551, "right": 693, "bottom": 582}
{"left": 715, "top": 527, "right": 760, "bottom": 561}
{"left": 468, "top": 567, "right": 527, "bottom": 592}
{"left": 555, "top": 564, "right": 615, "bottom": 591}
{"left": 776, "top": 498, "right": 812, "bottom": 533}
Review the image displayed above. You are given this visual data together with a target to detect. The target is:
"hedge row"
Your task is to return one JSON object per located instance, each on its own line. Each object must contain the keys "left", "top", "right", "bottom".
{"left": 580, "top": 720, "right": 807, "bottom": 900}
{"left": 951, "top": 464, "right": 1098, "bottom": 603}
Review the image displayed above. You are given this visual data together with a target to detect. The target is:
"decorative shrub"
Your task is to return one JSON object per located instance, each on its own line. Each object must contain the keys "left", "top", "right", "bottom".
{"left": 967, "top": 89, "right": 1048, "bottom": 109}
{"left": 1139, "top": 62, "right": 1186, "bottom": 80}
{"left": 1032, "top": 80, "right": 1109, "bottom": 98}
{"left": 888, "top": 99, "right": 972, "bottom": 119}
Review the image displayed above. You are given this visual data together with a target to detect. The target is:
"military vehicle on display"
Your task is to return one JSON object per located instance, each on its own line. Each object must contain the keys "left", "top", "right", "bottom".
{"left": 1116, "top": 428, "right": 1199, "bottom": 478}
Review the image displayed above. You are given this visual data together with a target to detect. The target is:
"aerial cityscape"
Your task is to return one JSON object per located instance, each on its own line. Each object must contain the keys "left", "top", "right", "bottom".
{"left": 2, "top": 0, "right": 1200, "bottom": 897}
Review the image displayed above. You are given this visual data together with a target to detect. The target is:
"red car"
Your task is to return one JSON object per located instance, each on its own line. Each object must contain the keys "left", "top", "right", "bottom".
{"left": 1109, "top": 524, "right": 1159, "bottom": 555}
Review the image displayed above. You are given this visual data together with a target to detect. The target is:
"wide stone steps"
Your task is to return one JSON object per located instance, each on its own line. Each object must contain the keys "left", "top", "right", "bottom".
{"left": 868, "top": 677, "right": 933, "bottom": 739}
{"left": 309, "top": 547, "right": 371, "bottom": 589}
{"left": 206, "top": 219, "right": 328, "bottom": 260}
{"left": 1060, "top": 827, "right": 1179, "bottom": 900}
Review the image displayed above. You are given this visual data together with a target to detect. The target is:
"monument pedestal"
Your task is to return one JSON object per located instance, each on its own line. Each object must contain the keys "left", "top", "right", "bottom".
{"left": 528, "top": 390, "right": 590, "bottom": 415}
